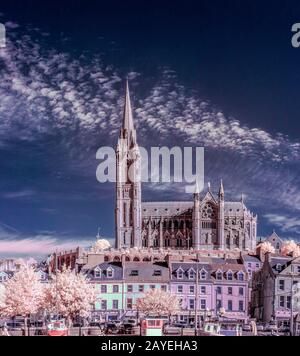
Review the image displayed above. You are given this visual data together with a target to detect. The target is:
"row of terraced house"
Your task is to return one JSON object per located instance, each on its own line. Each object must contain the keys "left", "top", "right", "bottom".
{"left": 76, "top": 250, "right": 259, "bottom": 325}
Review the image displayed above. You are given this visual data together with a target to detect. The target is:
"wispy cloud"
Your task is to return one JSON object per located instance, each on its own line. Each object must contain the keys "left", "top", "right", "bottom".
{"left": 2, "top": 189, "right": 36, "bottom": 199}
{"left": 0, "top": 21, "right": 300, "bottom": 240}
{"left": 0, "top": 233, "right": 96, "bottom": 258}
{"left": 264, "top": 213, "right": 300, "bottom": 235}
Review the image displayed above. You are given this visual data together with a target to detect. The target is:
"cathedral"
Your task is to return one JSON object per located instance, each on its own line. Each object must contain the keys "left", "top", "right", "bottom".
{"left": 115, "top": 82, "right": 258, "bottom": 252}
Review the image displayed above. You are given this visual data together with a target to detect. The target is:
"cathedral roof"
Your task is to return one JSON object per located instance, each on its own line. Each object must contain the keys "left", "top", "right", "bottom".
{"left": 142, "top": 201, "right": 193, "bottom": 217}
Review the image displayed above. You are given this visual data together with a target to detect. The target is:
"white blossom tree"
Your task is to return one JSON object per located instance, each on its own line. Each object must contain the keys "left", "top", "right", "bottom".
{"left": 258, "top": 241, "right": 275, "bottom": 255}
{"left": 136, "top": 288, "right": 179, "bottom": 317}
{"left": 281, "top": 240, "right": 300, "bottom": 257}
{"left": 0, "top": 265, "right": 44, "bottom": 335}
{"left": 90, "top": 239, "right": 111, "bottom": 253}
{"left": 44, "top": 267, "right": 96, "bottom": 326}
{"left": 0, "top": 283, "right": 5, "bottom": 309}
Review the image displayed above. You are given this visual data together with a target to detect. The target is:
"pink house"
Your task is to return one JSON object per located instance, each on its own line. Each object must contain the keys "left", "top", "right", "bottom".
{"left": 170, "top": 258, "right": 249, "bottom": 324}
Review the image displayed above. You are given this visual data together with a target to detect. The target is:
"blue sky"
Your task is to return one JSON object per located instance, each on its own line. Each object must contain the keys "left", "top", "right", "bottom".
{"left": 0, "top": 1, "right": 300, "bottom": 257}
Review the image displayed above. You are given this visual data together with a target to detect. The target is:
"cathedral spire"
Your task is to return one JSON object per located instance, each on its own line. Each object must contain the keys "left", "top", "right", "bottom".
{"left": 194, "top": 181, "right": 200, "bottom": 195}
{"left": 120, "top": 79, "right": 137, "bottom": 146}
{"left": 218, "top": 179, "right": 224, "bottom": 199}
{"left": 123, "top": 79, "right": 134, "bottom": 131}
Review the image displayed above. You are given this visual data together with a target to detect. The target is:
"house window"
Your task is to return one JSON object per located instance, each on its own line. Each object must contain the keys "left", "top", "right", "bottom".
{"left": 188, "top": 270, "right": 196, "bottom": 280}
{"left": 138, "top": 285, "right": 144, "bottom": 292}
{"left": 113, "top": 285, "right": 119, "bottom": 293}
{"left": 112, "top": 300, "right": 119, "bottom": 310}
{"left": 189, "top": 299, "right": 195, "bottom": 310}
{"left": 94, "top": 268, "right": 101, "bottom": 278}
{"left": 177, "top": 269, "right": 184, "bottom": 279}
{"left": 130, "top": 270, "right": 139, "bottom": 276}
{"left": 161, "top": 285, "right": 167, "bottom": 292}
{"left": 279, "top": 280, "right": 285, "bottom": 291}
{"left": 287, "top": 296, "right": 291, "bottom": 309}
{"left": 107, "top": 268, "right": 114, "bottom": 278}
{"left": 127, "top": 285, "right": 133, "bottom": 293}
{"left": 228, "top": 287, "right": 233, "bottom": 295}
{"left": 189, "top": 285, "right": 195, "bottom": 294}
{"left": 216, "top": 300, "right": 222, "bottom": 309}
{"left": 126, "top": 298, "right": 133, "bottom": 310}
{"left": 101, "top": 285, "right": 107, "bottom": 294}
{"left": 216, "top": 272, "right": 223, "bottom": 280}
{"left": 216, "top": 286, "right": 222, "bottom": 294}
{"left": 200, "top": 270, "right": 207, "bottom": 280}
{"left": 239, "top": 287, "right": 244, "bottom": 296}
{"left": 154, "top": 270, "right": 162, "bottom": 276}
{"left": 228, "top": 300, "right": 233, "bottom": 311}
{"left": 279, "top": 296, "right": 285, "bottom": 308}
{"left": 101, "top": 300, "right": 107, "bottom": 310}
{"left": 227, "top": 272, "right": 233, "bottom": 281}
{"left": 150, "top": 285, "right": 155, "bottom": 290}
{"left": 200, "top": 299, "right": 206, "bottom": 310}
{"left": 239, "top": 301, "right": 244, "bottom": 311}
{"left": 298, "top": 266, "right": 300, "bottom": 273}
{"left": 201, "top": 286, "right": 206, "bottom": 294}
{"left": 237, "top": 273, "right": 244, "bottom": 281}
{"left": 256, "top": 263, "right": 260, "bottom": 269}
{"left": 177, "top": 285, "right": 183, "bottom": 293}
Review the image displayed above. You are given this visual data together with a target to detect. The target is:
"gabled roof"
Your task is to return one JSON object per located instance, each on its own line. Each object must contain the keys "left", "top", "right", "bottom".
{"left": 124, "top": 262, "right": 169, "bottom": 282}
{"left": 85, "top": 262, "right": 123, "bottom": 281}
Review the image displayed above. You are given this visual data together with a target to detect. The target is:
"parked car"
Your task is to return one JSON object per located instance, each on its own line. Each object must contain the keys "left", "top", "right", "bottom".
{"left": 256, "top": 324, "right": 265, "bottom": 332}
{"left": 89, "top": 321, "right": 105, "bottom": 329}
{"left": 122, "top": 318, "right": 138, "bottom": 328}
{"left": 6, "top": 322, "right": 23, "bottom": 330}
{"left": 105, "top": 322, "right": 120, "bottom": 334}
{"left": 265, "top": 324, "right": 278, "bottom": 332}
{"left": 242, "top": 324, "right": 252, "bottom": 332}
{"left": 163, "top": 323, "right": 182, "bottom": 335}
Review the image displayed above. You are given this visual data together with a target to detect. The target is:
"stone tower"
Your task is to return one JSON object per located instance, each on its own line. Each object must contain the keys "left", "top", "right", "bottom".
{"left": 218, "top": 180, "right": 225, "bottom": 249}
{"left": 115, "top": 81, "right": 142, "bottom": 249}
{"left": 193, "top": 182, "right": 201, "bottom": 250}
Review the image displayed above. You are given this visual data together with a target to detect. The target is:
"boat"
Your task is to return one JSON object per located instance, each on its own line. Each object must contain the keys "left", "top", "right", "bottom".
{"left": 47, "top": 319, "right": 68, "bottom": 336}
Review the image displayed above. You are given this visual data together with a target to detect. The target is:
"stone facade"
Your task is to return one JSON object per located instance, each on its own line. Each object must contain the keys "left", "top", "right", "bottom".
{"left": 115, "top": 82, "right": 258, "bottom": 251}
{"left": 251, "top": 254, "right": 300, "bottom": 331}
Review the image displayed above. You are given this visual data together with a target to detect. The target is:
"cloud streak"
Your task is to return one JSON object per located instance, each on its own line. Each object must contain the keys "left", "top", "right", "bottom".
{"left": 0, "top": 21, "right": 300, "bottom": 241}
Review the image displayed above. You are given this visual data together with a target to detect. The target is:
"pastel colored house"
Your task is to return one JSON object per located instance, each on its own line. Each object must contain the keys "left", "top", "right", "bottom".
{"left": 0, "top": 271, "right": 14, "bottom": 283}
{"left": 85, "top": 262, "right": 124, "bottom": 321}
{"left": 251, "top": 254, "right": 300, "bottom": 331}
{"left": 170, "top": 258, "right": 249, "bottom": 324}
{"left": 123, "top": 261, "right": 169, "bottom": 316}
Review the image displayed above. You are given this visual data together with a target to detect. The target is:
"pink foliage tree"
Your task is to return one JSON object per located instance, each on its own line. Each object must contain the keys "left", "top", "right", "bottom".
{"left": 44, "top": 267, "right": 96, "bottom": 325}
{"left": 136, "top": 288, "right": 179, "bottom": 317}
{"left": 281, "top": 240, "right": 300, "bottom": 257}
{"left": 259, "top": 241, "right": 275, "bottom": 255}
{"left": 0, "top": 265, "right": 44, "bottom": 335}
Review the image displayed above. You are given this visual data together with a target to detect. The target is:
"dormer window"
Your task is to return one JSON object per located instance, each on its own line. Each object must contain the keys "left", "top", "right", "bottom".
{"left": 94, "top": 267, "right": 102, "bottom": 278}
{"left": 216, "top": 271, "right": 223, "bottom": 280}
{"left": 0, "top": 274, "right": 8, "bottom": 283}
{"left": 177, "top": 268, "right": 184, "bottom": 279}
{"left": 153, "top": 270, "right": 162, "bottom": 276}
{"left": 226, "top": 271, "right": 233, "bottom": 281}
{"left": 276, "top": 264, "right": 282, "bottom": 272}
{"left": 200, "top": 269, "right": 207, "bottom": 280}
{"left": 131, "top": 270, "right": 139, "bottom": 276}
{"left": 106, "top": 267, "right": 114, "bottom": 278}
{"left": 237, "top": 272, "right": 244, "bottom": 281}
{"left": 188, "top": 268, "right": 196, "bottom": 280}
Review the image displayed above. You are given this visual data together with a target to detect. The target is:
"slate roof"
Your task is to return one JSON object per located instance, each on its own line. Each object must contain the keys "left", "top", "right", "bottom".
{"left": 85, "top": 262, "right": 123, "bottom": 281}
{"left": 243, "top": 255, "right": 261, "bottom": 263}
{"left": 124, "top": 261, "right": 169, "bottom": 282}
